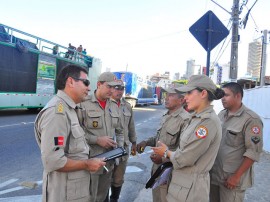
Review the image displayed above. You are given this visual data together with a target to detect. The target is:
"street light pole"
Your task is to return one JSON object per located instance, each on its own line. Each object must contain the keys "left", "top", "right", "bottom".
{"left": 260, "top": 30, "right": 268, "bottom": 86}
{"left": 229, "top": 0, "right": 240, "bottom": 81}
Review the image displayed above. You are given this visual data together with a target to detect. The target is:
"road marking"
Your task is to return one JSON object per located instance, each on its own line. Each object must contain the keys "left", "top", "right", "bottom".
{"left": 0, "top": 179, "right": 18, "bottom": 189}
{"left": 0, "top": 195, "right": 42, "bottom": 202}
{"left": 0, "top": 122, "right": 34, "bottom": 128}
{"left": 0, "top": 179, "right": 42, "bottom": 197}
{"left": 126, "top": 166, "right": 143, "bottom": 173}
{"left": 0, "top": 187, "right": 24, "bottom": 196}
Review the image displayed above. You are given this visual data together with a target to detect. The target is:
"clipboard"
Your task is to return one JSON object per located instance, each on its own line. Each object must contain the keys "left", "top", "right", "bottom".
{"left": 145, "top": 162, "right": 173, "bottom": 189}
{"left": 92, "top": 147, "right": 127, "bottom": 162}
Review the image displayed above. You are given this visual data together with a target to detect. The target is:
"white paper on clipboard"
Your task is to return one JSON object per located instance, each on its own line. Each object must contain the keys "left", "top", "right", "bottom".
{"left": 152, "top": 167, "right": 173, "bottom": 189}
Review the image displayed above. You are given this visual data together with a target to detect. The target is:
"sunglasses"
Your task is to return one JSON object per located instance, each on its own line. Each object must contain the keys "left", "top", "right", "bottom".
{"left": 114, "top": 86, "right": 125, "bottom": 90}
{"left": 71, "top": 77, "right": 90, "bottom": 87}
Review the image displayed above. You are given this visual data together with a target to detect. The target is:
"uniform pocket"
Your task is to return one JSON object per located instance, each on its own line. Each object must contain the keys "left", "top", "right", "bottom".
{"left": 69, "top": 125, "right": 87, "bottom": 154}
{"left": 168, "top": 171, "right": 193, "bottom": 201}
{"left": 111, "top": 112, "right": 119, "bottom": 128}
{"left": 165, "top": 125, "right": 180, "bottom": 147}
{"left": 225, "top": 128, "right": 243, "bottom": 147}
{"left": 66, "top": 170, "right": 90, "bottom": 200}
{"left": 86, "top": 111, "right": 103, "bottom": 129}
{"left": 123, "top": 110, "right": 131, "bottom": 125}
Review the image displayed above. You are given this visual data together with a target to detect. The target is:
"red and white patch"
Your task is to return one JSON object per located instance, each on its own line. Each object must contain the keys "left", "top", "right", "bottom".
{"left": 195, "top": 126, "right": 208, "bottom": 139}
{"left": 54, "top": 136, "right": 64, "bottom": 146}
{"left": 251, "top": 126, "right": 260, "bottom": 134}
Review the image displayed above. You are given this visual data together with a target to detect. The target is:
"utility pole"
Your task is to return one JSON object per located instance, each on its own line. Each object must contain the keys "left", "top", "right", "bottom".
{"left": 260, "top": 30, "right": 268, "bottom": 86}
{"left": 229, "top": 0, "right": 240, "bottom": 81}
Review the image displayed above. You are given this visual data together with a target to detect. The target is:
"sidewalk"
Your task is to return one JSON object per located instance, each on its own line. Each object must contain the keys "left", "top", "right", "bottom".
{"left": 134, "top": 151, "right": 270, "bottom": 202}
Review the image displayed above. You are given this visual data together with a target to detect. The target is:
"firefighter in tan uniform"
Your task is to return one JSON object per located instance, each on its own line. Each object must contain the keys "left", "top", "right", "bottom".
{"left": 78, "top": 72, "right": 124, "bottom": 202}
{"left": 137, "top": 87, "right": 189, "bottom": 202}
{"left": 210, "top": 82, "right": 263, "bottom": 202}
{"left": 34, "top": 65, "right": 105, "bottom": 202}
{"left": 110, "top": 80, "right": 137, "bottom": 202}
{"left": 152, "top": 75, "right": 225, "bottom": 202}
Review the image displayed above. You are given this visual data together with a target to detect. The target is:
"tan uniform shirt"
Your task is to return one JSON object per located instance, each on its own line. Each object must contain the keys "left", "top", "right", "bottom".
{"left": 118, "top": 98, "right": 137, "bottom": 160}
{"left": 79, "top": 93, "right": 124, "bottom": 173}
{"left": 34, "top": 90, "right": 90, "bottom": 202}
{"left": 211, "top": 104, "right": 263, "bottom": 190}
{"left": 167, "top": 105, "right": 222, "bottom": 202}
{"left": 146, "top": 107, "right": 190, "bottom": 168}
{"left": 111, "top": 98, "right": 137, "bottom": 187}
{"left": 146, "top": 107, "right": 190, "bottom": 202}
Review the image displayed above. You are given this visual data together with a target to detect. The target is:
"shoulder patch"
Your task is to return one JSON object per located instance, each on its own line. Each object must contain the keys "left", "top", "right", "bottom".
{"left": 251, "top": 136, "right": 260, "bottom": 144}
{"left": 56, "top": 102, "right": 64, "bottom": 114}
{"left": 251, "top": 126, "right": 261, "bottom": 134}
{"left": 54, "top": 136, "right": 64, "bottom": 146}
{"left": 195, "top": 125, "right": 208, "bottom": 139}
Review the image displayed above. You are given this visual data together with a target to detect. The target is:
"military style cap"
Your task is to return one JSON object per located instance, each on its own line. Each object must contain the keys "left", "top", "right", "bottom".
{"left": 176, "top": 75, "right": 216, "bottom": 94}
{"left": 98, "top": 72, "right": 118, "bottom": 86}
{"left": 163, "top": 87, "right": 177, "bottom": 94}
{"left": 115, "top": 80, "right": 124, "bottom": 87}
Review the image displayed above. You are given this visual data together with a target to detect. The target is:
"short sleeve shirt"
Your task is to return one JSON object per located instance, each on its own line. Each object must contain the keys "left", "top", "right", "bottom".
{"left": 211, "top": 104, "right": 263, "bottom": 189}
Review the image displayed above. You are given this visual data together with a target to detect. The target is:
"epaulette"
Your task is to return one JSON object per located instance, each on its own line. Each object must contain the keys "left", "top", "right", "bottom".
{"left": 245, "top": 108, "right": 261, "bottom": 119}
{"left": 201, "top": 112, "right": 211, "bottom": 119}
{"left": 55, "top": 101, "right": 65, "bottom": 114}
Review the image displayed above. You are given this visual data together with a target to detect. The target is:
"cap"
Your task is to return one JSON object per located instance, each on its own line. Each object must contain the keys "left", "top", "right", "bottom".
{"left": 163, "top": 87, "right": 177, "bottom": 94}
{"left": 115, "top": 80, "right": 124, "bottom": 87}
{"left": 162, "top": 83, "right": 184, "bottom": 94}
{"left": 114, "top": 80, "right": 125, "bottom": 90}
{"left": 175, "top": 75, "right": 217, "bottom": 94}
{"left": 98, "top": 72, "right": 118, "bottom": 86}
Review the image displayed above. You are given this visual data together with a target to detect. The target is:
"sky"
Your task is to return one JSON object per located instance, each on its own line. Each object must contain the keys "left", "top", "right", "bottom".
{"left": 1, "top": 0, "right": 269, "bottom": 79}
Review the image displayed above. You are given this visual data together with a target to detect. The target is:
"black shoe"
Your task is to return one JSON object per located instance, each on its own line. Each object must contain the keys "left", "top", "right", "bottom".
{"left": 110, "top": 186, "right": 122, "bottom": 202}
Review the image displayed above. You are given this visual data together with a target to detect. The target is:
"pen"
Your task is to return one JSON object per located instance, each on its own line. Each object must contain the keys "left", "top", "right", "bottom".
{"left": 103, "top": 165, "right": 109, "bottom": 172}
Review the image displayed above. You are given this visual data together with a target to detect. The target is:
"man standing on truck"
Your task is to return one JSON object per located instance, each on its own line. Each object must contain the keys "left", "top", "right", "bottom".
{"left": 110, "top": 80, "right": 137, "bottom": 202}
{"left": 34, "top": 64, "right": 105, "bottom": 202}
{"left": 65, "top": 43, "right": 76, "bottom": 60}
{"left": 136, "top": 87, "right": 189, "bottom": 202}
{"left": 78, "top": 72, "right": 124, "bottom": 202}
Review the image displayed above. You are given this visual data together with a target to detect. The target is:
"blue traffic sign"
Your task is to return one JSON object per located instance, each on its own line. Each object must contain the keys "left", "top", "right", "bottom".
{"left": 189, "top": 10, "right": 229, "bottom": 51}
{"left": 189, "top": 10, "right": 229, "bottom": 76}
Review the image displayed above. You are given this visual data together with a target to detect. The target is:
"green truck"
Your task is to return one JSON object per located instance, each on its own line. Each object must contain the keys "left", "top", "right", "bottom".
{"left": 0, "top": 24, "right": 101, "bottom": 110}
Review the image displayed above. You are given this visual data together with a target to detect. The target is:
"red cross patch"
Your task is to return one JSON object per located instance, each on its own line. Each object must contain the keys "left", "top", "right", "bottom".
{"left": 195, "top": 126, "right": 208, "bottom": 139}
{"left": 251, "top": 126, "right": 260, "bottom": 134}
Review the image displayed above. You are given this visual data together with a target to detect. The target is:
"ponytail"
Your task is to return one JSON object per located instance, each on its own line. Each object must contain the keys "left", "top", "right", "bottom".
{"left": 214, "top": 88, "right": 225, "bottom": 100}
{"left": 206, "top": 88, "right": 225, "bottom": 101}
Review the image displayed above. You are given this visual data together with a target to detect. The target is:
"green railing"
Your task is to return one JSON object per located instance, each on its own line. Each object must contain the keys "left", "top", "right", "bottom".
{"left": 0, "top": 23, "right": 89, "bottom": 67}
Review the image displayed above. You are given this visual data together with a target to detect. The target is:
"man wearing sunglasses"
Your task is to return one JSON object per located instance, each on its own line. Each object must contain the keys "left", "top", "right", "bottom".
{"left": 109, "top": 80, "right": 137, "bottom": 202}
{"left": 34, "top": 64, "right": 106, "bottom": 202}
{"left": 78, "top": 72, "right": 124, "bottom": 202}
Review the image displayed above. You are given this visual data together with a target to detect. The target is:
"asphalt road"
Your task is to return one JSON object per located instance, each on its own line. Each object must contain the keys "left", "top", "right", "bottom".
{"left": 0, "top": 105, "right": 166, "bottom": 201}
